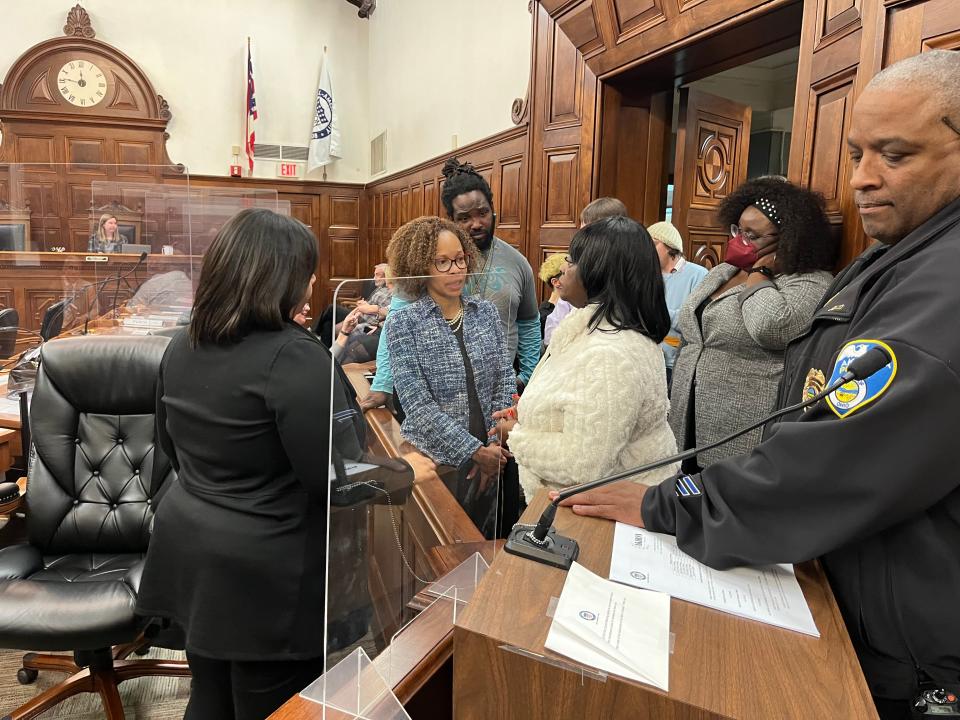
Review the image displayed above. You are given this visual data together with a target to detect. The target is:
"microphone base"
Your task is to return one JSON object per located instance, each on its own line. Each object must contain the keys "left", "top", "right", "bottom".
{"left": 504, "top": 524, "right": 579, "bottom": 570}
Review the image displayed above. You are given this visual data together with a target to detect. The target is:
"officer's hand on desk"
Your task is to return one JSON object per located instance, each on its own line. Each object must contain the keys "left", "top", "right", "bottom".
{"left": 401, "top": 451, "right": 439, "bottom": 483}
{"left": 549, "top": 481, "right": 648, "bottom": 528}
{"left": 360, "top": 391, "right": 389, "bottom": 411}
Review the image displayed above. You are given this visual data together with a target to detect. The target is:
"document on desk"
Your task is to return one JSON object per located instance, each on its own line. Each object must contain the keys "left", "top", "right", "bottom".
{"left": 544, "top": 561, "right": 670, "bottom": 691}
{"left": 609, "top": 523, "right": 819, "bottom": 637}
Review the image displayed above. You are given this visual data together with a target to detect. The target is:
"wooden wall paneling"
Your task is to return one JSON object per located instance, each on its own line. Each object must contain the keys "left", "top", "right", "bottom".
{"left": 365, "top": 125, "right": 529, "bottom": 262}
{"left": 595, "top": 83, "right": 672, "bottom": 225}
{"left": 672, "top": 89, "right": 751, "bottom": 264}
{"left": 612, "top": 0, "right": 669, "bottom": 41}
{"left": 423, "top": 180, "right": 437, "bottom": 218}
{"left": 789, "top": 0, "right": 867, "bottom": 268}
{"left": 411, "top": 183, "right": 423, "bottom": 219}
{"left": 527, "top": 2, "right": 598, "bottom": 259}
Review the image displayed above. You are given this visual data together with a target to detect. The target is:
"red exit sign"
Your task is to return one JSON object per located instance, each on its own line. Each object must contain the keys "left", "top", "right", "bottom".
{"left": 277, "top": 162, "right": 300, "bottom": 178}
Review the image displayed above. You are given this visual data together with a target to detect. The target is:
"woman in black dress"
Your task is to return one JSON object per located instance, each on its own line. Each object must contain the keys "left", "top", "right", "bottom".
{"left": 137, "top": 208, "right": 332, "bottom": 719}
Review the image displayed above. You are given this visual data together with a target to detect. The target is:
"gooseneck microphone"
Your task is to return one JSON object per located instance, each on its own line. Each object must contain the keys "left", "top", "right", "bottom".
{"left": 504, "top": 345, "right": 894, "bottom": 569}
{"left": 83, "top": 251, "right": 149, "bottom": 335}
{"left": 110, "top": 251, "right": 148, "bottom": 321}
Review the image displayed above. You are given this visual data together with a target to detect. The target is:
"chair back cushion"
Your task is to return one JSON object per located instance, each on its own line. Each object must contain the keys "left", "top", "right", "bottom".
{"left": 0, "top": 308, "right": 19, "bottom": 359}
{"left": 27, "top": 335, "right": 175, "bottom": 554}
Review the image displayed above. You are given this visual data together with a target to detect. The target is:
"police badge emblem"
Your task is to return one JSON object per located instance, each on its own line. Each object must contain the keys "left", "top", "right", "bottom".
{"left": 825, "top": 339, "right": 897, "bottom": 418}
{"left": 802, "top": 368, "right": 826, "bottom": 412}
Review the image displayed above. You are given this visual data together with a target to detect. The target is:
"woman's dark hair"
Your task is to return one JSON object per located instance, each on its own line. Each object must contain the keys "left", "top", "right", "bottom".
{"left": 568, "top": 216, "right": 670, "bottom": 343}
{"left": 440, "top": 158, "right": 494, "bottom": 218}
{"left": 717, "top": 177, "right": 837, "bottom": 274}
{"left": 189, "top": 208, "right": 318, "bottom": 346}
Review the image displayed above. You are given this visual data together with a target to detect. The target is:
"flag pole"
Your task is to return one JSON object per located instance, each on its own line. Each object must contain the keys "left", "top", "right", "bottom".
{"left": 323, "top": 45, "right": 328, "bottom": 181}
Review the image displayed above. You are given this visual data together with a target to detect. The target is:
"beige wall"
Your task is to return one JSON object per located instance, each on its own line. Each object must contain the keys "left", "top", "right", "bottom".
{"left": 0, "top": 0, "right": 533, "bottom": 182}
{"left": 367, "top": 0, "right": 532, "bottom": 177}
{"left": 0, "top": 0, "right": 370, "bottom": 181}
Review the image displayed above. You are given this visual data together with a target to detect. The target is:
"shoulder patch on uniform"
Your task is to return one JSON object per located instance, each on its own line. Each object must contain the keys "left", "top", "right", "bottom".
{"left": 825, "top": 339, "right": 897, "bottom": 419}
{"left": 675, "top": 475, "right": 701, "bottom": 497}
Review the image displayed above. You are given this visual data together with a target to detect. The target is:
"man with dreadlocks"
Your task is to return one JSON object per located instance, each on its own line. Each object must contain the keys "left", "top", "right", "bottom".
{"left": 361, "top": 158, "right": 540, "bottom": 411}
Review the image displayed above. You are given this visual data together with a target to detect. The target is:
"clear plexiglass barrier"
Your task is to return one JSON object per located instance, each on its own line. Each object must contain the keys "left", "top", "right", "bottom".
{"left": 310, "top": 274, "right": 517, "bottom": 715}
{"left": 0, "top": 163, "right": 288, "bottom": 349}
{"left": 0, "top": 161, "right": 293, "bottom": 400}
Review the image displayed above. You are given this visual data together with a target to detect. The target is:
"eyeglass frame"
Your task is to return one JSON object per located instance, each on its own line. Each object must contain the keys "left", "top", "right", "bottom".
{"left": 730, "top": 224, "right": 779, "bottom": 244}
{"left": 433, "top": 255, "right": 469, "bottom": 273}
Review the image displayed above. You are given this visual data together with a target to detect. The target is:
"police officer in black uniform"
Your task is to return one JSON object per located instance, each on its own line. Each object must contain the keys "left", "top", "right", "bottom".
{"left": 555, "top": 50, "right": 960, "bottom": 720}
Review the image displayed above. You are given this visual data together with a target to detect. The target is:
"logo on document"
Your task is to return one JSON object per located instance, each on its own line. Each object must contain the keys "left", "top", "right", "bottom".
{"left": 630, "top": 570, "right": 648, "bottom": 583}
{"left": 578, "top": 610, "right": 597, "bottom": 622}
{"left": 826, "top": 339, "right": 897, "bottom": 418}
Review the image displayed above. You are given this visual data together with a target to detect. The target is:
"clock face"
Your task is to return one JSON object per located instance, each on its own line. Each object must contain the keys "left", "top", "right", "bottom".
{"left": 57, "top": 59, "right": 107, "bottom": 108}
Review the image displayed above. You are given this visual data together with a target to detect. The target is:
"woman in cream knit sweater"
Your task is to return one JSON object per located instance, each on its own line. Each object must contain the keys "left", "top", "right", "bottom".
{"left": 498, "top": 216, "right": 680, "bottom": 501}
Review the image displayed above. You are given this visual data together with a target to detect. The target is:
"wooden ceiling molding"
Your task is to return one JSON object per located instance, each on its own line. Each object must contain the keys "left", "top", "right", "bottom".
{"left": 539, "top": 0, "right": 799, "bottom": 78}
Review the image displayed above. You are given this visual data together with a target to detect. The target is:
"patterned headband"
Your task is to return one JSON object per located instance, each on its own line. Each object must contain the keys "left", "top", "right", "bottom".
{"left": 754, "top": 197, "right": 782, "bottom": 227}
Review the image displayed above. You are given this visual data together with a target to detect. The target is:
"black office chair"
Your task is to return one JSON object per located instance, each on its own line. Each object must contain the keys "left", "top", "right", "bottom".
{"left": 39, "top": 299, "right": 69, "bottom": 341}
{"left": 0, "top": 335, "right": 189, "bottom": 720}
{"left": 0, "top": 308, "right": 19, "bottom": 359}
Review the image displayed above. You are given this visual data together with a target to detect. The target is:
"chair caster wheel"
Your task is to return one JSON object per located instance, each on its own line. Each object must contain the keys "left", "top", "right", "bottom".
{"left": 134, "top": 645, "right": 151, "bottom": 656}
{"left": 17, "top": 667, "right": 38, "bottom": 685}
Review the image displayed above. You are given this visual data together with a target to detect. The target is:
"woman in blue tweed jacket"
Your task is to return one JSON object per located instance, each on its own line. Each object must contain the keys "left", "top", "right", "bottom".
{"left": 386, "top": 217, "right": 514, "bottom": 535}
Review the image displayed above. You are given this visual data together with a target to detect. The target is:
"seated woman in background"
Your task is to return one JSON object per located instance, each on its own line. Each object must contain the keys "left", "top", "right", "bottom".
{"left": 669, "top": 176, "right": 837, "bottom": 471}
{"left": 495, "top": 216, "right": 679, "bottom": 500}
{"left": 88, "top": 213, "right": 120, "bottom": 253}
{"left": 137, "top": 209, "right": 340, "bottom": 719}
{"left": 387, "top": 216, "right": 514, "bottom": 537}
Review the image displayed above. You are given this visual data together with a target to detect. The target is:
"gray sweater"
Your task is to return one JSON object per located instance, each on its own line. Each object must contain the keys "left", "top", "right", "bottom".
{"left": 669, "top": 263, "right": 832, "bottom": 467}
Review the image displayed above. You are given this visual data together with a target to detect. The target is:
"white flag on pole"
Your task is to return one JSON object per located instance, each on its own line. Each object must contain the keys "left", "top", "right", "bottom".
{"left": 307, "top": 49, "right": 341, "bottom": 172}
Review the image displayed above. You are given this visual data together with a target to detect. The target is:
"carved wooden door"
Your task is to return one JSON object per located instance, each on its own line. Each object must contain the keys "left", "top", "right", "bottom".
{"left": 672, "top": 89, "right": 752, "bottom": 269}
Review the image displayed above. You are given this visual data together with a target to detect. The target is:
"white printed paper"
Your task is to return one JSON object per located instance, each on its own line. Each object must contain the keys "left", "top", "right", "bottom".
{"left": 609, "top": 523, "right": 819, "bottom": 637}
{"left": 545, "top": 562, "right": 670, "bottom": 691}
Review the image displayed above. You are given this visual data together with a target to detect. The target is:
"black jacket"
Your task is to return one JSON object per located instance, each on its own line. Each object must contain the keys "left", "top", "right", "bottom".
{"left": 643, "top": 197, "right": 960, "bottom": 699}
{"left": 138, "top": 323, "right": 333, "bottom": 660}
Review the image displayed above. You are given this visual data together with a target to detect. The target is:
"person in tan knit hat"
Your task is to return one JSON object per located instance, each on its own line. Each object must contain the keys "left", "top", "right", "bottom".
{"left": 647, "top": 220, "right": 707, "bottom": 388}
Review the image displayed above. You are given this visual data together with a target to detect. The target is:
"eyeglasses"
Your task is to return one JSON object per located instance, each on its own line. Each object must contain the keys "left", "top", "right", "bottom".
{"left": 563, "top": 255, "right": 576, "bottom": 266}
{"left": 730, "top": 224, "right": 778, "bottom": 244}
{"left": 434, "top": 256, "right": 468, "bottom": 273}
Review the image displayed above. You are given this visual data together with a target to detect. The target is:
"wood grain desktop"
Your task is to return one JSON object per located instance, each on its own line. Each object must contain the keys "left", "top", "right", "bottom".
{"left": 453, "top": 490, "right": 878, "bottom": 720}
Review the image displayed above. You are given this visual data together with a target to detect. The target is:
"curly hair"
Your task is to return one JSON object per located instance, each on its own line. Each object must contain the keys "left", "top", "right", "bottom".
{"left": 717, "top": 177, "right": 837, "bottom": 274}
{"left": 386, "top": 216, "right": 478, "bottom": 298}
{"left": 440, "top": 158, "right": 494, "bottom": 217}
{"left": 538, "top": 253, "right": 566, "bottom": 284}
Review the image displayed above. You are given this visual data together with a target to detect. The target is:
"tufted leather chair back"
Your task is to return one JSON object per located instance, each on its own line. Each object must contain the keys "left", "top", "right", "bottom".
{"left": 26, "top": 335, "right": 175, "bottom": 555}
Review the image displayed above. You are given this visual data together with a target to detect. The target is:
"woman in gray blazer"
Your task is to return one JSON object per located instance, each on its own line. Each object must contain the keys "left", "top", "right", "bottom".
{"left": 670, "top": 178, "right": 837, "bottom": 469}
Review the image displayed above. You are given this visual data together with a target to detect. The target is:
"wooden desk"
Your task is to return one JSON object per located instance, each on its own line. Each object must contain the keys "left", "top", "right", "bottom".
{"left": 0, "top": 252, "right": 196, "bottom": 332}
{"left": 453, "top": 491, "right": 878, "bottom": 720}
